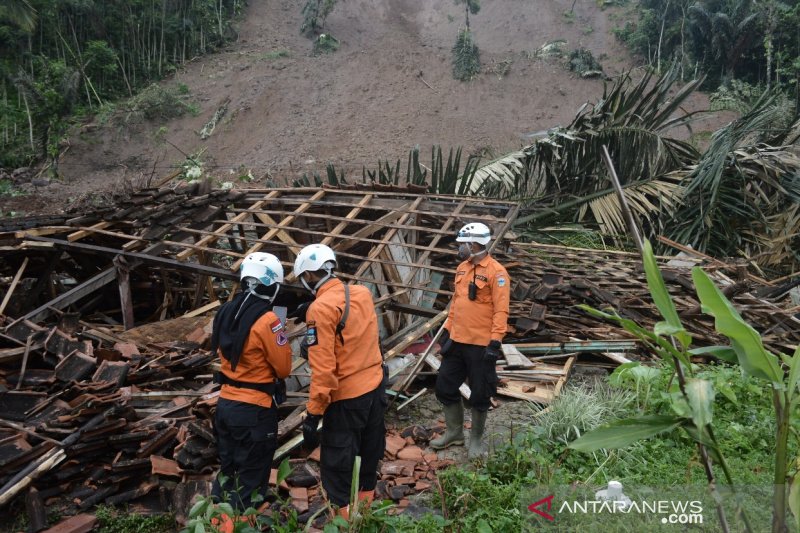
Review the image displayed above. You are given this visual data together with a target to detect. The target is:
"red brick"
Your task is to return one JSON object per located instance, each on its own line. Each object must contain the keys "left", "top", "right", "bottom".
{"left": 380, "top": 460, "right": 417, "bottom": 477}
{"left": 423, "top": 453, "right": 438, "bottom": 464}
{"left": 150, "top": 456, "right": 181, "bottom": 477}
{"left": 415, "top": 481, "right": 432, "bottom": 491}
{"left": 396, "top": 445, "right": 423, "bottom": 462}
{"left": 290, "top": 487, "right": 309, "bottom": 514}
{"left": 385, "top": 434, "right": 406, "bottom": 458}
{"left": 113, "top": 343, "right": 140, "bottom": 359}
{"left": 394, "top": 476, "right": 415, "bottom": 485}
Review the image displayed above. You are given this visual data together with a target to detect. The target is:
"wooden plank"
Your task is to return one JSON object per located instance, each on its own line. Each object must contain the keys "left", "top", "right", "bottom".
{"left": 183, "top": 300, "right": 221, "bottom": 317}
{"left": 319, "top": 194, "right": 373, "bottom": 247}
{"left": 501, "top": 343, "right": 535, "bottom": 369}
{"left": 382, "top": 309, "right": 447, "bottom": 361}
{"left": 67, "top": 221, "right": 112, "bottom": 242}
{"left": 176, "top": 190, "right": 280, "bottom": 261}
{"left": 18, "top": 267, "right": 118, "bottom": 324}
{"left": 231, "top": 189, "right": 326, "bottom": 270}
{"left": 116, "top": 263, "right": 135, "bottom": 330}
{"left": 352, "top": 196, "right": 424, "bottom": 279}
{"left": 0, "top": 257, "right": 28, "bottom": 316}
{"left": 553, "top": 355, "right": 577, "bottom": 398}
{"left": 254, "top": 212, "right": 302, "bottom": 254}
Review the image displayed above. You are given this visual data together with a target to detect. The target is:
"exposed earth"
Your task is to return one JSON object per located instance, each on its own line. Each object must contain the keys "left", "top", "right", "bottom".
{"left": 1, "top": 0, "right": 731, "bottom": 216}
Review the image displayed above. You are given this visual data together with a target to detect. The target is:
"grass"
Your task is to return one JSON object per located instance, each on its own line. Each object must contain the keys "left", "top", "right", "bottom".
{"left": 0, "top": 179, "right": 23, "bottom": 197}
{"left": 95, "top": 506, "right": 174, "bottom": 533}
{"left": 368, "top": 362, "right": 794, "bottom": 532}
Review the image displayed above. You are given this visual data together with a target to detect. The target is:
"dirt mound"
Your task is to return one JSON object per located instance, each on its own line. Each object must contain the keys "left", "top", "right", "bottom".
{"left": 5, "top": 0, "right": 722, "bottom": 215}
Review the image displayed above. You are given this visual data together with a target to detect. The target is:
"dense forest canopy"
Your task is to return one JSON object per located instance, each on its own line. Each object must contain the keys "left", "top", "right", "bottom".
{"left": 0, "top": 0, "right": 244, "bottom": 168}
{"left": 616, "top": 0, "right": 800, "bottom": 96}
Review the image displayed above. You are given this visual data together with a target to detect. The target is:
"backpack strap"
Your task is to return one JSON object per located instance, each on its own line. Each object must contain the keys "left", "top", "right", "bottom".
{"left": 336, "top": 283, "right": 350, "bottom": 344}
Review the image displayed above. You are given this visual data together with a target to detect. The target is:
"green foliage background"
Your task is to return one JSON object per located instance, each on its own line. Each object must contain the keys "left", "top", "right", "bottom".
{"left": 0, "top": 0, "right": 244, "bottom": 167}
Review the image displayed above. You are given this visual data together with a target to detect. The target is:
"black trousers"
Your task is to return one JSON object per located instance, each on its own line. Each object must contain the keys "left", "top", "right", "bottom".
{"left": 435, "top": 341, "right": 497, "bottom": 412}
{"left": 212, "top": 398, "right": 278, "bottom": 510}
{"left": 321, "top": 383, "right": 387, "bottom": 507}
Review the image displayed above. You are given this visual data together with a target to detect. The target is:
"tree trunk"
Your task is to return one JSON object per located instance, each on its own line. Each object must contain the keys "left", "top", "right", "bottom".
{"left": 465, "top": 3, "right": 470, "bottom": 31}
{"left": 657, "top": 0, "right": 671, "bottom": 73}
{"left": 21, "top": 92, "right": 34, "bottom": 150}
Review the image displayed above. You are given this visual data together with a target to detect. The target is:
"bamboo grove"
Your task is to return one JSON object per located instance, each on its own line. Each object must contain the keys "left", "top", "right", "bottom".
{"left": 0, "top": 0, "right": 245, "bottom": 167}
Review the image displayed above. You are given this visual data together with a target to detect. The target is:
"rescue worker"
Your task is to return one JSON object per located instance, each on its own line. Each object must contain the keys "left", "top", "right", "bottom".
{"left": 431, "top": 222, "right": 510, "bottom": 459}
{"left": 210, "top": 252, "right": 292, "bottom": 510}
{"left": 292, "top": 243, "right": 386, "bottom": 519}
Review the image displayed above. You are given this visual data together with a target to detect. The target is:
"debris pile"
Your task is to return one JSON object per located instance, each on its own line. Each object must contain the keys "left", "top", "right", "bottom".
{"left": 0, "top": 185, "right": 797, "bottom": 524}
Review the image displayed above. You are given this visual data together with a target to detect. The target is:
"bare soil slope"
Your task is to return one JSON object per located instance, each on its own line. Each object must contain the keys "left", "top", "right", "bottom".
{"left": 6, "top": 0, "right": 721, "bottom": 214}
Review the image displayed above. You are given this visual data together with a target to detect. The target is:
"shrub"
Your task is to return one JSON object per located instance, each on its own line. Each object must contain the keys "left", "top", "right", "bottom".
{"left": 313, "top": 33, "right": 340, "bottom": 55}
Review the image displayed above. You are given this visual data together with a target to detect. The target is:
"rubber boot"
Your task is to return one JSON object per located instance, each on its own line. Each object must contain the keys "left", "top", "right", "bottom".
{"left": 430, "top": 402, "right": 464, "bottom": 449}
{"left": 468, "top": 408, "right": 488, "bottom": 459}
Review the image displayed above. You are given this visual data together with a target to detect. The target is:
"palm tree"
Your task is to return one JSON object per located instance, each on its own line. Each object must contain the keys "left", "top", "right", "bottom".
{"left": 688, "top": 0, "right": 760, "bottom": 83}
{"left": 467, "top": 66, "right": 703, "bottom": 239}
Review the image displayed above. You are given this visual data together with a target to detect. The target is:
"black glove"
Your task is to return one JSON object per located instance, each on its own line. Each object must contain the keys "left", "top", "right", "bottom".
{"left": 302, "top": 413, "right": 321, "bottom": 449}
{"left": 273, "top": 379, "right": 287, "bottom": 405}
{"left": 439, "top": 328, "right": 454, "bottom": 356}
{"left": 289, "top": 302, "right": 312, "bottom": 323}
{"left": 300, "top": 336, "right": 310, "bottom": 360}
{"left": 484, "top": 340, "right": 502, "bottom": 363}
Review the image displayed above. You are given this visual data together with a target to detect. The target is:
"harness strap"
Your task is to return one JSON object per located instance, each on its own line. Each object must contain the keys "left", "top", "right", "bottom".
{"left": 214, "top": 372, "right": 276, "bottom": 395}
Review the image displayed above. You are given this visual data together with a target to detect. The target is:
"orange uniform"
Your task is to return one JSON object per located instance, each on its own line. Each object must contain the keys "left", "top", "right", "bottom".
{"left": 444, "top": 254, "right": 510, "bottom": 345}
{"left": 304, "top": 278, "right": 384, "bottom": 415}
{"left": 218, "top": 310, "right": 292, "bottom": 408}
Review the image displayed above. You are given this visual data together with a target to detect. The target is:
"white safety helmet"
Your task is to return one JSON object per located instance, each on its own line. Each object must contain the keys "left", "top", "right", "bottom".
{"left": 239, "top": 253, "right": 283, "bottom": 303}
{"left": 456, "top": 222, "right": 492, "bottom": 245}
{"left": 241, "top": 252, "right": 284, "bottom": 285}
{"left": 293, "top": 244, "right": 337, "bottom": 294}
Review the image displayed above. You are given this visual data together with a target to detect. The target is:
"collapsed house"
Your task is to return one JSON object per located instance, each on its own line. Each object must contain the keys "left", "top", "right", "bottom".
{"left": 0, "top": 184, "right": 797, "bottom": 526}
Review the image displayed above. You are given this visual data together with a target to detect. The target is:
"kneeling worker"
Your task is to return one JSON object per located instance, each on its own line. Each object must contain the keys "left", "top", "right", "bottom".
{"left": 292, "top": 244, "right": 386, "bottom": 518}
{"left": 211, "top": 252, "right": 292, "bottom": 509}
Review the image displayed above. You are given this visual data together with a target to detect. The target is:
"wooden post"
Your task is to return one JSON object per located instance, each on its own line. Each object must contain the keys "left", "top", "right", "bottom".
{"left": 115, "top": 257, "right": 135, "bottom": 331}
{"left": 0, "top": 257, "right": 28, "bottom": 316}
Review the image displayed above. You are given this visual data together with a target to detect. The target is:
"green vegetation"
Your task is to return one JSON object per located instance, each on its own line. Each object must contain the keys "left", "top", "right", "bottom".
{"left": 613, "top": 0, "right": 800, "bottom": 98}
{"left": 451, "top": 0, "right": 481, "bottom": 81}
{"left": 301, "top": 0, "right": 338, "bottom": 36}
{"left": 313, "top": 34, "right": 341, "bottom": 55}
{"left": 95, "top": 506, "right": 173, "bottom": 533}
{"left": 571, "top": 240, "right": 800, "bottom": 531}
{"left": 0, "top": 0, "right": 244, "bottom": 169}
{"left": 452, "top": 30, "right": 481, "bottom": 81}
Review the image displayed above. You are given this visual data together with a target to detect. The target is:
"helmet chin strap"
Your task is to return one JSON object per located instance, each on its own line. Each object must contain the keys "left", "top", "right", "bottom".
{"left": 244, "top": 278, "right": 280, "bottom": 303}
{"left": 301, "top": 268, "right": 336, "bottom": 295}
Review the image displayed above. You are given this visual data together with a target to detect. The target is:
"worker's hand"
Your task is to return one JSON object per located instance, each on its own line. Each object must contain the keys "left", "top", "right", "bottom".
{"left": 289, "top": 302, "right": 312, "bottom": 323}
{"left": 484, "top": 340, "right": 502, "bottom": 363}
{"left": 302, "top": 413, "right": 322, "bottom": 449}
{"left": 439, "top": 328, "right": 454, "bottom": 356}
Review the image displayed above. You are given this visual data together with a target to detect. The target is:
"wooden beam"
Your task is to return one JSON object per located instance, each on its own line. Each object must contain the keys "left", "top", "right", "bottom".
{"left": 67, "top": 221, "right": 112, "bottom": 242}
{"left": 0, "top": 257, "right": 28, "bottom": 316}
{"left": 352, "top": 196, "right": 424, "bottom": 279}
{"left": 18, "top": 267, "right": 118, "bottom": 324}
{"left": 231, "top": 190, "right": 326, "bottom": 271}
{"left": 176, "top": 190, "right": 280, "bottom": 261}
